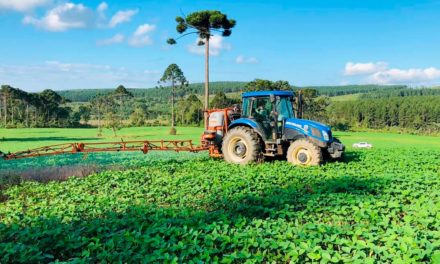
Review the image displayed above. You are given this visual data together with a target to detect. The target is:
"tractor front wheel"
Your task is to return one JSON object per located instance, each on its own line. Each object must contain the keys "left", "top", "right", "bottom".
{"left": 222, "top": 126, "right": 261, "bottom": 165}
{"left": 287, "top": 139, "right": 323, "bottom": 166}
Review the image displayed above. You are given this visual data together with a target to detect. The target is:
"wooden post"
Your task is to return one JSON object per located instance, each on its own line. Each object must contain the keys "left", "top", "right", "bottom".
{"left": 171, "top": 79, "right": 175, "bottom": 127}
{"left": 204, "top": 37, "right": 209, "bottom": 129}
{"left": 3, "top": 92, "right": 7, "bottom": 127}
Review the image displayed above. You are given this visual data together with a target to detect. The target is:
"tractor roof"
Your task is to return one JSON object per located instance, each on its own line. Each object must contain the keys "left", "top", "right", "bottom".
{"left": 242, "top": 90, "right": 294, "bottom": 98}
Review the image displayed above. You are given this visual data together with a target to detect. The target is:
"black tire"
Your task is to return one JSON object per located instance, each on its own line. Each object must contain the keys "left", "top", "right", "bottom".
{"left": 287, "top": 139, "right": 323, "bottom": 166}
{"left": 222, "top": 126, "right": 261, "bottom": 165}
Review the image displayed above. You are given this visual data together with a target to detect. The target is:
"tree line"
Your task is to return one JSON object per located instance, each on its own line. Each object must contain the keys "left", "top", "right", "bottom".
{"left": 0, "top": 85, "right": 73, "bottom": 128}
{"left": 326, "top": 96, "right": 440, "bottom": 133}
{"left": 297, "top": 84, "right": 408, "bottom": 97}
{"left": 79, "top": 85, "right": 208, "bottom": 135}
{"left": 2, "top": 78, "right": 439, "bottom": 134}
{"left": 360, "top": 87, "right": 440, "bottom": 99}
{"left": 57, "top": 82, "right": 247, "bottom": 102}
{"left": 0, "top": 83, "right": 211, "bottom": 132}
{"left": 58, "top": 83, "right": 416, "bottom": 103}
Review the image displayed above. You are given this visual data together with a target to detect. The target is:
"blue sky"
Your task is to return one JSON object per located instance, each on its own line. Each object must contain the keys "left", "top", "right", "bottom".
{"left": 1, "top": 0, "right": 440, "bottom": 91}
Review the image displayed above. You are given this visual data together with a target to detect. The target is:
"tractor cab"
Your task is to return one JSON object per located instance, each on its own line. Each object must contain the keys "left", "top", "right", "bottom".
{"left": 202, "top": 90, "right": 345, "bottom": 166}
{"left": 240, "top": 91, "right": 295, "bottom": 139}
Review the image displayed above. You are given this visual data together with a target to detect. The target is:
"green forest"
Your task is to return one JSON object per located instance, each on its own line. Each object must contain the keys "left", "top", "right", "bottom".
{"left": 1, "top": 81, "right": 439, "bottom": 134}
{"left": 57, "top": 82, "right": 247, "bottom": 103}
{"left": 327, "top": 96, "right": 440, "bottom": 133}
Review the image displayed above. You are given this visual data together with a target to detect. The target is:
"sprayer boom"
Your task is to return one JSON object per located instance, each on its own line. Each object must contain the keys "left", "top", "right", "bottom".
{"left": 1, "top": 139, "right": 208, "bottom": 160}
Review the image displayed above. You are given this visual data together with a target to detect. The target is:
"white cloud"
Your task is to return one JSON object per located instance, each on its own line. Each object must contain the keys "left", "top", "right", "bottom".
{"left": 22, "top": 2, "right": 138, "bottom": 32}
{"left": 343, "top": 61, "right": 440, "bottom": 85}
{"left": 370, "top": 67, "right": 440, "bottom": 84}
{"left": 344, "top": 62, "right": 388, "bottom": 76}
{"left": 108, "top": 9, "right": 138, "bottom": 28}
{"left": 236, "top": 55, "right": 259, "bottom": 64}
{"left": 0, "top": 0, "right": 50, "bottom": 12}
{"left": 96, "top": 33, "right": 125, "bottom": 46}
{"left": 97, "top": 2, "right": 108, "bottom": 13}
{"left": 23, "top": 3, "right": 95, "bottom": 31}
{"left": 144, "top": 69, "right": 160, "bottom": 74}
{"left": 0, "top": 61, "right": 161, "bottom": 91}
{"left": 187, "top": 35, "right": 231, "bottom": 56}
{"left": 133, "top": 24, "right": 155, "bottom": 36}
{"left": 44, "top": 60, "right": 111, "bottom": 72}
{"left": 128, "top": 24, "right": 156, "bottom": 47}
{"left": 96, "top": 2, "right": 107, "bottom": 22}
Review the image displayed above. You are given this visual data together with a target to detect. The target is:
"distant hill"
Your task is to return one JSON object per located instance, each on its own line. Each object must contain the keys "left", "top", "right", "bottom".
{"left": 360, "top": 86, "right": 440, "bottom": 99}
{"left": 297, "top": 84, "right": 408, "bottom": 97}
{"left": 58, "top": 82, "right": 437, "bottom": 103}
{"left": 58, "top": 81, "right": 247, "bottom": 102}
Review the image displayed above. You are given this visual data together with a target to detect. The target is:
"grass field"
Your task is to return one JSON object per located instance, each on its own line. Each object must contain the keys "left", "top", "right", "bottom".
{"left": 329, "top": 93, "right": 362, "bottom": 102}
{"left": 1, "top": 127, "right": 440, "bottom": 262}
{"left": 0, "top": 127, "right": 202, "bottom": 153}
{"left": 1, "top": 127, "right": 439, "bottom": 153}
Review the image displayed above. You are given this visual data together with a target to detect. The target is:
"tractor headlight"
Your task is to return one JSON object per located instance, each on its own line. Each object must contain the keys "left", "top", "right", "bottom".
{"left": 322, "top": 131, "right": 330, "bottom": 141}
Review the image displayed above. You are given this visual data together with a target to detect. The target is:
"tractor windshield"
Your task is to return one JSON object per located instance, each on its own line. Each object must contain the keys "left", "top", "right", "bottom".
{"left": 276, "top": 96, "right": 294, "bottom": 120}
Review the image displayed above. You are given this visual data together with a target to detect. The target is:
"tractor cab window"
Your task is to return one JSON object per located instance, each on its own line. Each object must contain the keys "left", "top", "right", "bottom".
{"left": 241, "top": 97, "right": 251, "bottom": 118}
{"left": 251, "top": 97, "right": 272, "bottom": 121}
{"left": 276, "top": 96, "right": 294, "bottom": 120}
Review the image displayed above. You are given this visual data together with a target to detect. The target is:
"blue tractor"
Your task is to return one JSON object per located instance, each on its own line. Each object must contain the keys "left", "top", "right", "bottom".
{"left": 203, "top": 90, "right": 344, "bottom": 166}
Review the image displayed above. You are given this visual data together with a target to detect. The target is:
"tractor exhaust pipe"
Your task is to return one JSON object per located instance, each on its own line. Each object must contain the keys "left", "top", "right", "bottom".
{"left": 296, "top": 90, "right": 303, "bottom": 119}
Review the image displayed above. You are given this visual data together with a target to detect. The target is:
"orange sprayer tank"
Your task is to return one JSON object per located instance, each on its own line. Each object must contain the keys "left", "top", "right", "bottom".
{"left": 202, "top": 107, "right": 240, "bottom": 157}
{"left": 208, "top": 111, "right": 225, "bottom": 137}
{"left": 202, "top": 108, "right": 234, "bottom": 143}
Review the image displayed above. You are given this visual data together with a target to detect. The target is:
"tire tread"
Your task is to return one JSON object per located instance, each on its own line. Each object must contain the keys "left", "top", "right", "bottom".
{"left": 287, "top": 138, "right": 323, "bottom": 166}
{"left": 222, "top": 126, "right": 261, "bottom": 164}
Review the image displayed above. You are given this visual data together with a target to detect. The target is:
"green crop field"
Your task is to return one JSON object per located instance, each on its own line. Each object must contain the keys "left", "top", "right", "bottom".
{"left": 1, "top": 127, "right": 440, "bottom": 263}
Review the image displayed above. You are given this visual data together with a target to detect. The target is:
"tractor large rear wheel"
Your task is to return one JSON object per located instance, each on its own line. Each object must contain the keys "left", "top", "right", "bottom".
{"left": 287, "top": 139, "right": 323, "bottom": 166}
{"left": 222, "top": 126, "right": 261, "bottom": 165}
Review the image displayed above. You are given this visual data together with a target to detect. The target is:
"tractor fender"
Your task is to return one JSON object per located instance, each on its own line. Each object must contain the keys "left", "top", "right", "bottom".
{"left": 228, "top": 118, "right": 268, "bottom": 140}
{"left": 283, "top": 127, "right": 305, "bottom": 141}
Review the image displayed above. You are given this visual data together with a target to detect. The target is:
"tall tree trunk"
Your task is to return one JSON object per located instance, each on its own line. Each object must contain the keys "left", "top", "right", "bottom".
{"left": 26, "top": 103, "right": 29, "bottom": 127}
{"left": 3, "top": 93, "right": 7, "bottom": 127}
{"left": 11, "top": 101, "right": 14, "bottom": 125}
{"left": 204, "top": 37, "right": 209, "bottom": 129}
{"left": 171, "top": 80, "right": 175, "bottom": 127}
{"left": 119, "top": 95, "right": 124, "bottom": 121}
{"left": 0, "top": 94, "right": 2, "bottom": 127}
{"left": 33, "top": 109, "right": 36, "bottom": 127}
{"left": 97, "top": 104, "right": 101, "bottom": 135}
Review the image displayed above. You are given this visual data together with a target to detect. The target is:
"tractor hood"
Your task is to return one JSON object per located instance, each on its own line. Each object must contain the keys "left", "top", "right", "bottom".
{"left": 284, "top": 118, "right": 332, "bottom": 142}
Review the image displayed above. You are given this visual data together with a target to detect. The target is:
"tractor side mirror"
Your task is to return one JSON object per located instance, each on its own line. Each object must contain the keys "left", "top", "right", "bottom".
{"left": 270, "top": 94, "right": 275, "bottom": 102}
